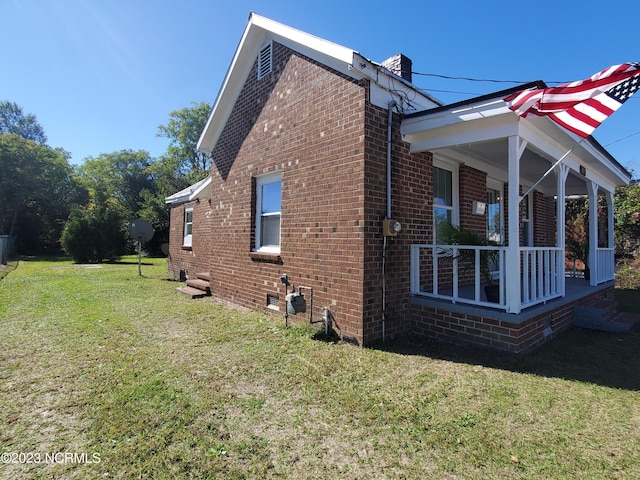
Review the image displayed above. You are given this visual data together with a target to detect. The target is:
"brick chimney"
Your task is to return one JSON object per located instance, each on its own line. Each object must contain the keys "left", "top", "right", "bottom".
{"left": 381, "top": 53, "right": 412, "bottom": 83}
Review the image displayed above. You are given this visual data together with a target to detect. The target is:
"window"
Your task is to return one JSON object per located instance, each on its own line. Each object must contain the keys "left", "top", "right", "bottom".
{"left": 433, "top": 163, "right": 458, "bottom": 242}
{"left": 257, "top": 41, "right": 272, "bottom": 80}
{"left": 487, "top": 184, "right": 504, "bottom": 278}
{"left": 255, "top": 173, "right": 282, "bottom": 253}
{"left": 486, "top": 184, "right": 503, "bottom": 244}
{"left": 520, "top": 193, "right": 533, "bottom": 246}
{"left": 183, "top": 207, "right": 193, "bottom": 247}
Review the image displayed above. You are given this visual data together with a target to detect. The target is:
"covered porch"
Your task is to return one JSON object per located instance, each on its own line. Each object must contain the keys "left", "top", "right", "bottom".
{"left": 401, "top": 83, "right": 631, "bottom": 316}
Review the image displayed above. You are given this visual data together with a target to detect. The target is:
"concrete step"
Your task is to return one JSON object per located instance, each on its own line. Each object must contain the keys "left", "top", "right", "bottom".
{"left": 574, "top": 303, "right": 632, "bottom": 333}
{"left": 196, "top": 272, "right": 211, "bottom": 281}
{"left": 186, "top": 278, "right": 211, "bottom": 293}
{"left": 176, "top": 286, "right": 210, "bottom": 299}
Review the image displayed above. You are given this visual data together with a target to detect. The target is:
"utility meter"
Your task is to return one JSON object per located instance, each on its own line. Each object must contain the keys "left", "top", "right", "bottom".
{"left": 382, "top": 219, "right": 402, "bottom": 237}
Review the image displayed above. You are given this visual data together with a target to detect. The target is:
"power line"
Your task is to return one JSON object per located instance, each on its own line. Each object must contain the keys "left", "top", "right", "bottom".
{"left": 408, "top": 72, "right": 640, "bottom": 150}
{"left": 605, "top": 130, "right": 640, "bottom": 147}
{"left": 411, "top": 71, "right": 570, "bottom": 85}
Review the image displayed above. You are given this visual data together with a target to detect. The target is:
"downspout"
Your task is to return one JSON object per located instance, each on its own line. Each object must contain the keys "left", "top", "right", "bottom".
{"left": 382, "top": 101, "right": 396, "bottom": 343}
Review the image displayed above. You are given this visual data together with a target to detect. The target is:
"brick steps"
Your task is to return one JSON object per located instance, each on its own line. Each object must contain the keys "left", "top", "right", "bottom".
{"left": 176, "top": 286, "right": 210, "bottom": 298}
{"left": 187, "top": 278, "right": 211, "bottom": 293}
{"left": 574, "top": 302, "right": 633, "bottom": 333}
{"left": 176, "top": 272, "right": 211, "bottom": 299}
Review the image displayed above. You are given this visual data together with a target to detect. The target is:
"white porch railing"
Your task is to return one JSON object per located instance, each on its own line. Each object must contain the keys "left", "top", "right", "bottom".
{"left": 520, "top": 247, "right": 564, "bottom": 308}
{"left": 410, "top": 244, "right": 508, "bottom": 309}
{"left": 595, "top": 248, "right": 615, "bottom": 284}
{"left": 410, "top": 245, "right": 564, "bottom": 311}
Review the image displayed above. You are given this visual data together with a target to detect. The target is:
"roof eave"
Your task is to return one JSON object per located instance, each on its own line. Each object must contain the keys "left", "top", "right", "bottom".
{"left": 197, "top": 12, "right": 358, "bottom": 155}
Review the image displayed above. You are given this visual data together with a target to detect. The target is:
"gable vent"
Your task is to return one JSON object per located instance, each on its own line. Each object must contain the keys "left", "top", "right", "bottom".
{"left": 258, "top": 41, "right": 273, "bottom": 80}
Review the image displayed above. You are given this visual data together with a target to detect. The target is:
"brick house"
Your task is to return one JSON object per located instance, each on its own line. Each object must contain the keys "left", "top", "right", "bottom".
{"left": 166, "top": 13, "right": 631, "bottom": 353}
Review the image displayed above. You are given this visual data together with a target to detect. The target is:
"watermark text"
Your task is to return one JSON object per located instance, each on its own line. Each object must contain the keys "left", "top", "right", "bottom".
{"left": 1, "top": 451, "right": 101, "bottom": 465}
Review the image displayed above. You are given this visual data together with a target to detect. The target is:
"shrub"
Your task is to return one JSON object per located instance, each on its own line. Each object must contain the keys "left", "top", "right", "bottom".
{"left": 61, "top": 205, "right": 127, "bottom": 263}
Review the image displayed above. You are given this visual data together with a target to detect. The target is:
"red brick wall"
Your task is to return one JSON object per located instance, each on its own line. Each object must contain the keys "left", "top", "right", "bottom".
{"left": 168, "top": 200, "right": 212, "bottom": 280}
{"left": 410, "top": 286, "right": 615, "bottom": 354}
{"left": 206, "top": 42, "right": 371, "bottom": 343}
{"left": 361, "top": 105, "right": 432, "bottom": 343}
{"left": 459, "top": 164, "right": 487, "bottom": 235}
{"left": 167, "top": 39, "right": 565, "bottom": 349}
{"left": 533, "top": 191, "right": 556, "bottom": 246}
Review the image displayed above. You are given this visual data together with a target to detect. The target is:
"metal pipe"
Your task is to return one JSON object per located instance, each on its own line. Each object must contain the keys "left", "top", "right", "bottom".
{"left": 382, "top": 101, "right": 396, "bottom": 343}
{"left": 386, "top": 102, "right": 396, "bottom": 219}
{"left": 298, "top": 286, "right": 313, "bottom": 324}
{"left": 323, "top": 307, "right": 330, "bottom": 336}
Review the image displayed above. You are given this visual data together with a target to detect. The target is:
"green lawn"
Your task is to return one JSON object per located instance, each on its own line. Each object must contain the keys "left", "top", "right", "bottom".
{"left": 1, "top": 257, "right": 639, "bottom": 479}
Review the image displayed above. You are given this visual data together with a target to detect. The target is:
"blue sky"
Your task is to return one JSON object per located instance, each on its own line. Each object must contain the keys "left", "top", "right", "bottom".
{"left": 2, "top": 0, "right": 639, "bottom": 176}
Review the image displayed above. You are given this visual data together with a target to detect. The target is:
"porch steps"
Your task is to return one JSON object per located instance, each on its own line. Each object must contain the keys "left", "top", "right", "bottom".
{"left": 573, "top": 302, "right": 633, "bottom": 333}
{"left": 176, "top": 272, "right": 211, "bottom": 299}
{"left": 186, "top": 278, "right": 211, "bottom": 293}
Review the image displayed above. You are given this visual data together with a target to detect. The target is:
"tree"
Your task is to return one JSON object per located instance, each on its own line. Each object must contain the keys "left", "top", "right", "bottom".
{"left": 61, "top": 202, "right": 127, "bottom": 263}
{"left": 0, "top": 101, "right": 47, "bottom": 144}
{"left": 76, "top": 150, "right": 156, "bottom": 220}
{"left": 565, "top": 183, "right": 640, "bottom": 260}
{"left": 156, "top": 102, "right": 212, "bottom": 184}
{"left": 614, "top": 182, "right": 640, "bottom": 257}
{"left": 128, "top": 102, "right": 213, "bottom": 255}
{"left": 0, "top": 133, "right": 83, "bottom": 253}
{"left": 71, "top": 150, "right": 161, "bottom": 254}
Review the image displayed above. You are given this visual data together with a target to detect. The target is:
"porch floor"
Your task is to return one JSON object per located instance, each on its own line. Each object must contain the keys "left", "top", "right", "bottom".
{"left": 410, "top": 277, "right": 615, "bottom": 325}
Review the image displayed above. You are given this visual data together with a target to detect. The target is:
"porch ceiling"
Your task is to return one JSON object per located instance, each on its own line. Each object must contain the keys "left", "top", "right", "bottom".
{"left": 436, "top": 138, "right": 590, "bottom": 196}
{"left": 401, "top": 93, "right": 631, "bottom": 195}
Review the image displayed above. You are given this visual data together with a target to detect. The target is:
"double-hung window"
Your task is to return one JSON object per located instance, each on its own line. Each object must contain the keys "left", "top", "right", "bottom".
{"left": 433, "top": 162, "right": 458, "bottom": 242}
{"left": 255, "top": 173, "right": 282, "bottom": 253}
{"left": 183, "top": 206, "right": 193, "bottom": 247}
{"left": 520, "top": 193, "right": 533, "bottom": 246}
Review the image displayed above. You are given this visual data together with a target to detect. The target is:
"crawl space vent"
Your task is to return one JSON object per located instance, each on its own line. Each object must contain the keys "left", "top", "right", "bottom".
{"left": 266, "top": 293, "right": 279, "bottom": 310}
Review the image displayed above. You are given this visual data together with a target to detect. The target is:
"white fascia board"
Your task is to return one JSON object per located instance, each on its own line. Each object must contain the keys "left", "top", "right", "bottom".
{"left": 198, "top": 13, "right": 358, "bottom": 155}
{"left": 188, "top": 176, "right": 212, "bottom": 201}
{"left": 579, "top": 138, "right": 631, "bottom": 186}
{"left": 351, "top": 53, "right": 440, "bottom": 112}
{"left": 252, "top": 14, "right": 355, "bottom": 68}
{"left": 401, "top": 99, "right": 510, "bottom": 138}
{"left": 521, "top": 119, "right": 629, "bottom": 189}
{"left": 403, "top": 114, "right": 518, "bottom": 153}
{"left": 165, "top": 177, "right": 211, "bottom": 204}
{"left": 197, "top": 14, "right": 267, "bottom": 155}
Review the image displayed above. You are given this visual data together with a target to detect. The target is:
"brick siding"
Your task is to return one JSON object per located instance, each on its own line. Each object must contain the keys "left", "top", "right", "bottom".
{"left": 167, "top": 38, "right": 584, "bottom": 353}
{"left": 168, "top": 200, "right": 212, "bottom": 281}
{"left": 205, "top": 42, "right": 370, "bottom": 343}
{"left": 410, "top": 285, "right": 615, "bottom": 354}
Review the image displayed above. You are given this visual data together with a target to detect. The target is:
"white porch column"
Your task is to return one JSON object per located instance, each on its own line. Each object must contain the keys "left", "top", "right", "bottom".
{"left": 556, "top": 164, "right": 569, "bottom": 296}
{"left": 587, "top": 180, "right": 599, "bottom": 286}
{"left": 506, "top": 136, "right": 527, "bottom": 314}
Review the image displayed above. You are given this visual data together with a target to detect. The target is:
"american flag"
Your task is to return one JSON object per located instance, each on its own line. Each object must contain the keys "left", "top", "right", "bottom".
{"left": 504, "top": 63, "right": 640, "bottom": 138}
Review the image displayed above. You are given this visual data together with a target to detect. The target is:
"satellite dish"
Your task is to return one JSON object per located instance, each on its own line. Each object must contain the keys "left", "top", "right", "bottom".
{"left": 128, "top": 219, "right": 155, "bottom": 276}
{"left": 128, "top": 219, "right": 155, "bottom": 243}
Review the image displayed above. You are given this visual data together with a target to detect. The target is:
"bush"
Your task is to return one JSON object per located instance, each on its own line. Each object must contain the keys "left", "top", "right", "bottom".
{"left": 61, "top": 205, "right": 127, "bottom": 263}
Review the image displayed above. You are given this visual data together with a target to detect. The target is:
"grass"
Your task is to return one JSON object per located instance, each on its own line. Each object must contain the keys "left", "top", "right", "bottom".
{"left": 0, "top": 256, "right": 639, "bottom": 479}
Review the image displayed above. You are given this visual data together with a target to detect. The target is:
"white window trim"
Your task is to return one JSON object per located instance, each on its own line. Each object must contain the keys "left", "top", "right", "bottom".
{"left": 255, "top": 172, "right": 282, "bottom": 254}
{"left": 183, "top": 206, "right": 193, "bottom": 247}
{"left": 521, "top": 191, "right": 534, "bottom": 246}
{"left": 433, "top": 158, "right": 459, "bottom": 236}
{"left": 486, "top": 178, "right": 504, "bottom": 242}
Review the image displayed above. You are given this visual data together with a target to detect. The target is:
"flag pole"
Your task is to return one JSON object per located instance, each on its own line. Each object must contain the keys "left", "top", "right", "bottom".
{"left": 519, "top": 137, "right": 586, "bottom": 202}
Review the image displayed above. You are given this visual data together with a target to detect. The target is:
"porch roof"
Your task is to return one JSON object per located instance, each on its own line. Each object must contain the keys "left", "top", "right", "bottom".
{"left": 401, "top": 83, "right": 632, "bottom": 195}
{"left": 165, "top": 176, "right": 211, "bottom": 205}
